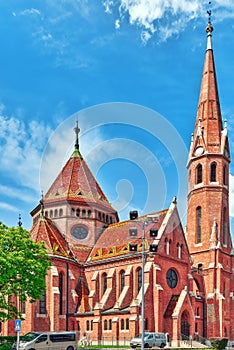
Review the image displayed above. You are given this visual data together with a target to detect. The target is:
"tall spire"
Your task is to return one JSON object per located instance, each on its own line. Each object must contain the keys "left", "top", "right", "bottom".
{"left": 190, "top": 15, "right": 223, "bottom": 157}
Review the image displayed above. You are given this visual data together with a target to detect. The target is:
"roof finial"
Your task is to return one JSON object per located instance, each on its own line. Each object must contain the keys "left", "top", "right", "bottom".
{"left": 74, "top": 120, "right": 80, "bottom": 151}
{"left": 18, "top": 214, "right": 22, "bottom": 227}
{"left": 40, "top": 191, "right": 44, "bottom": 218}
{"left": 206, "top": 2, "right": 213, "bottom": 50}
{"left": 207, "top": 1, "right": 212, "bottom": 24}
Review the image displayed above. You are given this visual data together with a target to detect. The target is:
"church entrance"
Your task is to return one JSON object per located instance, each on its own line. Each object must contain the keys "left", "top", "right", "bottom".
{"left": 181, "top": 311, "right": 190, "bottom": 339}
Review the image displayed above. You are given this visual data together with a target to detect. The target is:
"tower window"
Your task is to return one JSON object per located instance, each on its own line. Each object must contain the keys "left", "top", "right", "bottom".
{"left": 196, "top": 164, "right": 202, "bottom": 184}
{"left": 210, "top": 162, "right": 217, "bottom": 182}
{"left": 196, "top": 206, "right": 202, "bottom": 243}
{"left": 223, "top": 207, "right": 227, "bottom": 246}
{"left": 223, "top": 166, "right": 227, "bottom": 185}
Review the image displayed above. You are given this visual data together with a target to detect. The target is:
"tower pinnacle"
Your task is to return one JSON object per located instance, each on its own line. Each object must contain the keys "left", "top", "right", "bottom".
{"left": 74, "top": 120, "right": 80, "bottom": 151}
{"left": 206, "top": 5, "right": 213, "bottom": 50}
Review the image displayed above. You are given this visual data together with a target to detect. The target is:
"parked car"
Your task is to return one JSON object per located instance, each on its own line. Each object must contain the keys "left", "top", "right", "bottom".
{"left": 226, "top": 340, "right": 234, "bottom": 349}
{"left": 11, "top": 331, "right": 77, "bottom": 350}
{"left": 130, "top": 332, "right": 167, "bottom": 348}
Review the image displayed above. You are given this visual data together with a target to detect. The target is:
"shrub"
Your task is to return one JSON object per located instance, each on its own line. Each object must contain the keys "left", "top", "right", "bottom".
{"left": 210, "top": 338, "right": 228, "bottom": 350}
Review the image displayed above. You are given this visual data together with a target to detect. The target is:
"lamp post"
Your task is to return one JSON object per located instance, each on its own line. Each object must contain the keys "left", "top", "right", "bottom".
{"left": 129, "top": 211, "right": 158, "bottom": 350}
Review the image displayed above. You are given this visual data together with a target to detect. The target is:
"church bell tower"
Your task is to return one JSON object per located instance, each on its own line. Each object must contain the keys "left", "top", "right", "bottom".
{"left": 186, "top": 18, "right": 232, "bottom": 338}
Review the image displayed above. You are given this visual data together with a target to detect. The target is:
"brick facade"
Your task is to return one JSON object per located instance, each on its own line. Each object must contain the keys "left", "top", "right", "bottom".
{"left": 1, "top": 21, "right": 233, "bottom": 345}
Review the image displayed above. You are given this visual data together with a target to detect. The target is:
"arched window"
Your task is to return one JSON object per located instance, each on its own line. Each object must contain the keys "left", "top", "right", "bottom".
{"left": 104, "top": 319, "right": 108, "bottom": 330}
{"left": 102, "top": 273, "right": 107, "bottom": 295}
{"left": 59, "top": 208, "right": 63, "bottom": 217}
{"left": 223, "top": 207, "right": 227, "bottom": 246}
{"left": 45, "top": 211, "right": 48, "bottom": 217}
{"left": 109, "top": 319, "right": 112, "bottom": 330}
{"left": 126, "top": 319, "right": 129, "bottom": 330}
{"left": 39, "top": 292, "right": 46, "bottom": 314}
{"left": 121, "top": 319, "right": 125, "bottom": 330}
{"left": 210, "top": 162, "right": 217, "bottom": 182}
{"left": 165, "top": 239, "right": 170, "bottom": 255}
{"left": 88, "top": 210, "right": 92, "bottom": 218}
{"left": 71, "top": 208, "right": 75, "bottom": 216}
{"left": 145, "top": 318, "right": 148, "bottom": 331}
{"left": 20, "top": 300, "right": 26, "bottom": 314}
{"left": 50, "top": 210, "right": 53, "bottom": 218}
{"left": 59, "top": 272, "right": 63, "bottom": 315}
{"left": 197, "top": 164, "right": 202, "bottom": 184}
{"left": 177, "top": 243, "right": 182, "bottom": 259}
{"left": 223, "top": 166, "right": 227, "bottom": 185}
{"left": 137, "top": 267, "right": 142, "bottom": 293}
{"left": 76, "top": 208, "right": 80, "bottom": 217}
{"left": 82, "top": 209, "right": 86, "bottom": 217}
{"left": 120, "top": 270, "right": 125, "bottom": 293}
{"left": 196, "top": 206, "right": 202, "bottom": 243}
{"left": 54, "top": 209, "right": 58, "bottom": 217}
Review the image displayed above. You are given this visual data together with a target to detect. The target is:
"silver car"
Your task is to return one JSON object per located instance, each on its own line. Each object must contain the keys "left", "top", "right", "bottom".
{"left": 226, "top": 340, "right": 234, "bottom": 349}
{"left": 130, "top": 332, "right": 166, "bottom": 348}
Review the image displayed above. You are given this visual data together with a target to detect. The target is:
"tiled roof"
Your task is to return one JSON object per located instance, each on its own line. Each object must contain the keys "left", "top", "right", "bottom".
{"left": 88, "top": 209, "right": 168, "bottom": 261}
{"left": 31, "top": 216, "right": 75, "bottom": 259}
{"left": 31, "top": 215, "right": 93, "bottom": 262}
{"left": 44, "top": 149, "right": 115, "bottom": 211}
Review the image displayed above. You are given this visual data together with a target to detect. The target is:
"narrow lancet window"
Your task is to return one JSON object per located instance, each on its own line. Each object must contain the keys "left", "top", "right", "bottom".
{"left": 196, "top": 206, "right": 202, "bottom": 243}
{"left": 197, "top": 164, "right": 202, "bottom": 184}
{"left": 210, "top": 162, "right": 217, "bottom": 182}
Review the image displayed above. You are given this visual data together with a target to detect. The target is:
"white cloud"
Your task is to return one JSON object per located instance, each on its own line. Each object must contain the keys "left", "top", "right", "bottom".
{"left": 20, "top": 8, "right": 41, "bottom": 16}
{"left": 0, "top": 185, "right": 36, "bottom": 203}
{"left": 103, "top": 0, "right": 234, "bottom": 43}
{"left": 103, "top": 0, "right": 114, "bottom": 14}
{"left": 0, "top": 114, "right": 52, "bottom": 191}
{"left": 115, "top": 19, "right": 120, "bottom": 29}
{"left": 0, "top": 202, "right": 19, "bottom": 212}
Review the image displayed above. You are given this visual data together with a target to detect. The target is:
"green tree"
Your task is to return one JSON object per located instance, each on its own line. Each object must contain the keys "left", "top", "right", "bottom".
{"left": 0, "top": 222, "right": 50, "bottom": 321}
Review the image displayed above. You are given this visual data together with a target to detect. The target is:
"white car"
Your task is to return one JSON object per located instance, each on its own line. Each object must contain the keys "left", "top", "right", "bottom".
{"left": 130, "top": 332, "right": 167, "bottom": 348}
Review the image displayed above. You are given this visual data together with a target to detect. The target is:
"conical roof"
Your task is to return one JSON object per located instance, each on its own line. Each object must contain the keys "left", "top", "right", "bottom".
{"left": 192, "top": 22, "right": 223, "bottom": 154}
{"left": 44, "top": 130, "right": 117, "bottom": 214}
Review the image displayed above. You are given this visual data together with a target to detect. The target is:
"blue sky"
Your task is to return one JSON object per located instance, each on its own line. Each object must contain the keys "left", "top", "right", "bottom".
{"left": 0, "top": 1, "right": 234, "bottom": 236}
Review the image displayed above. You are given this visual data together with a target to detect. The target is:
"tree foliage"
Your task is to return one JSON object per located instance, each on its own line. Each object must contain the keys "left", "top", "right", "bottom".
{"left": 0, "top": 222, "right": 50, "bottom": 321}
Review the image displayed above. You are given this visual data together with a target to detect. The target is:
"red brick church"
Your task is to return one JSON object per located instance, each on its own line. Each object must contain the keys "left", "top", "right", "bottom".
{"left": 2, "top": 20, "right": 234, "bottom": 345}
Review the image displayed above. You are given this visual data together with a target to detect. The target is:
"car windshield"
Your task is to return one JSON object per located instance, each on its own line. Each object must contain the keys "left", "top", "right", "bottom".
{"left": 136, "top": 333, "right": 151, "bottom": 338}
{"left": 21, "top": 332, "right": 42, "bottom": 342}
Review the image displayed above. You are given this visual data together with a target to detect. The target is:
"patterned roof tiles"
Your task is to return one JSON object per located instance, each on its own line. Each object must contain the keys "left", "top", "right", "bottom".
{"left": 44, "top": 149, "right": 115, "bottom": 212}
{"left": 89, "top": 209, "right": 168, "bottom": 261}
{"left": 31, "top": 216, "right": 74, "bottom": 258}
